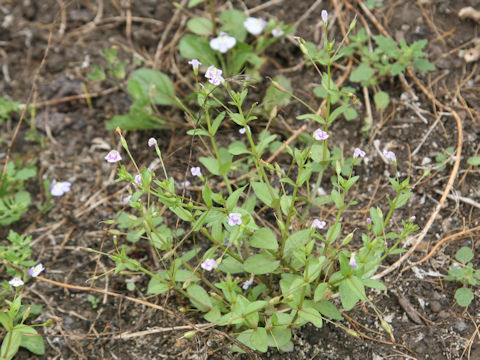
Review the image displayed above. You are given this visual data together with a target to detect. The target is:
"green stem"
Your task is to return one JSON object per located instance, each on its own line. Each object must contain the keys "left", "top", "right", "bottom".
{"left": 205, "top": 109, "right": 233, "bottom": 194}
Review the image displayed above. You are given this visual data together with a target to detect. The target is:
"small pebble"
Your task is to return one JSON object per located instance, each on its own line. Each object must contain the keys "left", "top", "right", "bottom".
{"left": 429, "top": 300, "right": 442, "bottom": 313}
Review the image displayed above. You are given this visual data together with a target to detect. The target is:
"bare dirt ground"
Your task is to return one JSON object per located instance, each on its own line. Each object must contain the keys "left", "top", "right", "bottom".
{"left": 0, "top": 0, "right": 479, "bottom": 359}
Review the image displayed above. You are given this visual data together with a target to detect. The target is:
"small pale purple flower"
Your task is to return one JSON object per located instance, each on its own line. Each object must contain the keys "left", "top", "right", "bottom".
{"left": 205, "top": 65, "right": 225, "bottom": 86}
{"left": 179, "top": 180, "right": 191, "bottom": 189}
{"left": 271, "top": 27, "right": 284, "bottom": 38}
{"left": 349, "top": 253, "right": 358, "bottom": 269}
{"left": 188, "top": 59, "right": 201, "bottom": 71}
{"left": 209, "top": 32, "right": 236, "bottom": 53}
{"left": 122, "top": 195, "right": 132, "bottom": 204}
{"left": 50, "top": 181, "right": 71, "bottom": 197}
{"left": 28, "top": 263, "right": 44, "bottom": 277}
{"left": 312, "top": 219, "right": 326, "bottom": 230}
{"left": 321, "top": 10, "right": 328, "bottom": 23}
{"left": 366, "top": 217, "right": 372, "bottom": 224}
{"left": 190, "top": 166, "right": 202, "bottom": 177}
{"left": 239, "top": 125, "right": 250, "bottom": 134}
{"left": 201, "top": 258, "right": 218, "bottom": 271}
{"left": 313, "top": 129, "right": 329, "bottom": 141}
{"left": 410, "top": 216, "right": 416, "bottom": 221}
{"left": 383, "top": 150, "right": 396, "bottom": 162}
{"left": 244, "top": 17, "right": 267, "bottom": 35}
{"left": 242, "top": 278, "right": 254, "bottom": 290}
{"left": 354, "top": 147, "right": 366, "bottom": 158}
{"left": 9, "top": 277, "right": 24, "bottom": 287}
{"left": 228, "top": 212, "right": 242, "bottom": 227}
{"left": 105, "top": 150, "right": 122, "bottom": 163}
{"left": 134, "top": 174, "right": 142, "bottom": 186}
{"left": 148, "top": 138, "right": 157, "bottom": 147}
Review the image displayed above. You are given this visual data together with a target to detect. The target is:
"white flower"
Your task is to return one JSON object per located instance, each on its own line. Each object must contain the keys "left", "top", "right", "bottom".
{"left": 50, "top": 181, "right": 72, "bottom": 197}
{"left": 312, "top": 219, "right": 326, "bottom": 230}
{"left": 353, "top": 147, "right": 366, "bottom": 158}
{"left": 321, "top": 10, "right": 328, "bottom": 23}
{"left": 134, "top": 174, "right": 142, "bottom": 186}
{"left": 201, "top": 258, "right": 218, "bottom": 271}
{"left": 313, "top": 129, "right": 329, "bottom": 141}
{"left": 243, "top": 17, "right": 267, "bottom": 35}
{"left": 271, "top": 27, "right": 284, "bottom": 37}
{"left": 204, "top": 65, "right": 225, "bottom": 86}
{"left": 242, "top": 278, "right": 254, "bottom": 290}
{"left": 9, "top": 277, "right": 24, "bottom": 287}
{"left": 28, "top": 263, "right": 45, "bottom": 277}
{"left": 239, "top": 125, "right": 250, "bottom": 134}
{"left": 210, "top": 32, "right": 236, "bottom": 53}
{"left": 148, "top": 138, "right": 157, "bottom": 147}
{"left": 104, "top": 150, "right": 122, "bottom": 163}
{"left": 188, "top": 59, "right": 201, "bottom": 71}
{"left": 349, "top": 253, "right": 358, "bottom": 269}
{"left": 190, "top": 166, "right": 202, "bottom": 177}
{"left": 383, "top": 150, "right": 396, "bottom": 162}
{"left": 228, "top": 212, "right": 242, "bottom": 226}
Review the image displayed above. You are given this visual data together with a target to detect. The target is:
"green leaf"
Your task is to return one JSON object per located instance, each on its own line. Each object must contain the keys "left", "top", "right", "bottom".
{"left": 179, "top": 34, "right": 218, "bottom": 67}
{"left": 343, "top": 107, "right": 358, "bottom": 121}
{"left": 147, "top": 276, "right": 170, "bottom": 295}
{"left": 374, "top": 91, "right": 390, "bottom": 110}
{"left": 374, "top": 35, "right": 398, "bottom": 53}
{"left": 228, "top": 141, "right": 249, "bottom": 155}
{"left": 350, "top": 62, "right": 375, "bottom": 83}
{"left": 0, "top": 313, "right": 11, "bottom": 332}
{"left": 186, "top": 128, "right": 210, "bottom": 137}
{"left": 0, "top": 330, "right": 22, "bottom": 360}
{"left": 284, "top": 229, "right": 310, "bottom": 256}
{"left": 106, "top": 114, "right": 165, "bottom": 130}
{"left": 412, "top": 58, "right": 435, "bottom": 72}
{"left": 362, "top": 278, "right": 387, "bottom": 291}
{"left": 331, "top": 189, "right": 342, "bottom": 208}
{"left": 339, "top": 276, "right": 366, "bottom": 310}
{"left": 219, "top": 10, "right": 247, "bottom": 42}
{"left": 228, "top": 43, "right": 262, "bottom": 75}
{"left": 15, "top": 167, "right": 36, "bottom": 181}
{"left": 251, "top": 182, "right": 278, "bottom": 207}
{"left": 225, "top": 186, "right": 246, "bottom": 210}
{"left": 370, "top": 206, "right": 384, "bottom": 236}
{"left": 19, "top": 326, "right": 45, "bottom": 355}
{"left": 467, "top": 156, "right": 480, "bottom": 166}
{"left": 339, "top": 280, "right": 359, "bottom": 311}
{"left": 267, "top": 327, "right": 292, "bottom": 348}
{"left": 455, "top": 287, "right": 474, "bottom": 307}
{"left": 187, "top": 284, "right": 212, "bottom": 311}
{"left": 390, "top": 61, "right": 405, "bottom": 76}
{"left": 233, "top": 329, "right": 253, "bottom": 353}
{"left": 456, "top": 247, "right": 474, "bottom": 264}
{"left": 315, "top": 300, "right": 343, "bottom": 320}
{"left": 314, "top": 283, "right": 328, "bottom": 301}
{"left": 218, "top": 255, "right": 244, "bottom": 274}
{"left": 199, "top": 157, "right": 220, "bottom": 175}
{"left": 173, "top": 269, "right": 199, "bottom": 283}
{"left": 128, "top": 69, "right": 176, "bottom": 106}
{"left": 298, "top": 306, "right": 323, "bottom": 328}
{"left": 87, "top": 64, "right": 106, "bottom": 81}
{"left": 263, "top": 75, "right": 292, "bottom": 112}
{"left": 186, "top": 17, "right": 213, "bottom": 35}
{"left": 249, "top": 228, "right": 278, "bottom": 250}
{"left": 188, "top": 0, "right": 204, "bottom": 7}
{"left": 250, "top": 327, "right": 268, "bottom": 352}
{"left": 244, "top": 253, "right": 280, "bottom": 274}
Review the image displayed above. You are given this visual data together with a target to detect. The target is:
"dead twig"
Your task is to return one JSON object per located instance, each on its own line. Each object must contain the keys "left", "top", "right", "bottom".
{"left": 410, "top": 225, "right": 480, "bottom": 267}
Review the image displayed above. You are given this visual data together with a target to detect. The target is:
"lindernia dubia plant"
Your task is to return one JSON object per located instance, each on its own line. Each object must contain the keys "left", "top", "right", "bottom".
{"left": 98, "top": 11, "right": 421, "bottom": 354}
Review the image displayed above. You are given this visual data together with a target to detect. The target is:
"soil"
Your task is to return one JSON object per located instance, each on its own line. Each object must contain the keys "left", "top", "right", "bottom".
{"left": 1, "top": 0, "right": 479, "bottom": 359}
